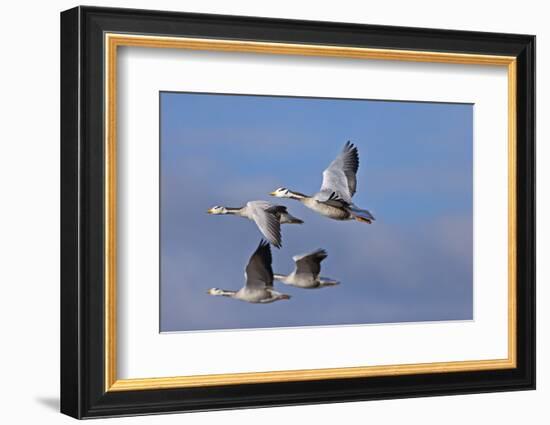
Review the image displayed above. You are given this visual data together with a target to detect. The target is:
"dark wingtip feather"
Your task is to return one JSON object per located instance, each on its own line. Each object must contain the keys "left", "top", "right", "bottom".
{"left": 256, "top": 239, "right": 273, "bottom": 265}
{"left": 328, "top": 192, "right": 345, "bottom": 202}
{"left": 266, "top": 205, "right": 287, "bottom": 214}
{"left": 344, "top": 140, "right": 356, "bottom": 150}
{"left": 344, "top": 141, "right": 359, "bottom": 174}
{"left": 315, "top": 249, "right": 328, "bottom": 261}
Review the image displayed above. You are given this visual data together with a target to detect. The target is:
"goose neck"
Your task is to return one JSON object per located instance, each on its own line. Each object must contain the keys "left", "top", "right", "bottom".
{"left": 288, "top": 190, "right": 308, "bottom": 200}
{"left": 224, "top": 207, "right": 243, "bottom": 215}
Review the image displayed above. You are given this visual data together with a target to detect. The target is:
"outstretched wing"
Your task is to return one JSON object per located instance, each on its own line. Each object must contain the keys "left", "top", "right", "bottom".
{"left": 248, "top": 202, "right": 282, "bottom": 248}
{"left": 245, "top": 240, "right": 274, "bottom": 289}
{"left": 319, "top": 141, "right": 359, "bottom": 202}
{"left": 293, "top": 249, "right": 327, "bottom": 279}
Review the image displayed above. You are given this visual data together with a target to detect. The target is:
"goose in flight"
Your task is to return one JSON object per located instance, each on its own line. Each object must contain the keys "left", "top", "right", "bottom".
{"left": 207, "top": 200, "right": 302, "bottom": 248}
{"left": 270, "top": 141, "right": 375, "bottom": 223}
{"left": 274, "top": 249, "right": 339, "bottom": 289}
{"left": 207, "top": 240, "right": 291, "bottom": 303}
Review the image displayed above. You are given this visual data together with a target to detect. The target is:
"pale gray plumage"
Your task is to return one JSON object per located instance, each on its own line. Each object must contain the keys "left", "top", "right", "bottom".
{"left": 248, "top": 202, "right": 283, "bottom": 249}
{"left": 317, "top": 140, "right": 359, "bottom": 203}
{"left": 207, "top": 200, "right": 303, "bottom": 248}
{"left": 207, "top": 240, "right": 291, "bottom": 303}
{"left": 274, "top": 249, "right": 340, "bottom": 289}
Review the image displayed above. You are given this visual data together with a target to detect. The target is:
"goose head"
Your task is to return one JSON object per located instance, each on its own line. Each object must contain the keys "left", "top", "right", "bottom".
{"left": 207, "top": 288, "right": 225, "bottom": 296}
{"left": 269, "top": 187, "right": 292, "bottom": 198}
{"left": 207, "top": 205, "right": 228, "bottom": 215}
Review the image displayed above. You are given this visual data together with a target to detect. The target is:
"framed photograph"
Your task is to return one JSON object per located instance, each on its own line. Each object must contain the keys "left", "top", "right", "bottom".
{"left": 60, "top": 6, "right": 535, "bottom": 419}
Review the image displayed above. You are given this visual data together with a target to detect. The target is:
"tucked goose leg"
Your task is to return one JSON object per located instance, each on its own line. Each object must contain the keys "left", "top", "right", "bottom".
{"left": 260, "top": 290, "right": 291, "bottom": 303}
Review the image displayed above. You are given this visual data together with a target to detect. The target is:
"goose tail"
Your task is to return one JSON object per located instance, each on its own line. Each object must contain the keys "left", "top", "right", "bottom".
{"left": 349, "top": 205, "right": 375, "bottom": 223}
{"left": 279, "top": 212, "right": 304, "bottom": 224}
{"left": 319, "top": 277, "right": 340, "bottom": 287}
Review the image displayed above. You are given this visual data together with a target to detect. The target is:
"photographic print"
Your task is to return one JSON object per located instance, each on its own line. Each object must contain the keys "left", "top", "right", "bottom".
{"left": 160, "top": 92, "right": 473, "bottom": 332}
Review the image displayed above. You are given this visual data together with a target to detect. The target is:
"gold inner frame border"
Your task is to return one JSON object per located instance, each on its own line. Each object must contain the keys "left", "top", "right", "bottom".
{"left": 104, "top": 33, "right": 517, "bottom": 392}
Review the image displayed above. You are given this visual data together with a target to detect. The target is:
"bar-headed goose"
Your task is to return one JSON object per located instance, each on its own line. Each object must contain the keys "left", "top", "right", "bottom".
{"left": 274, "top": 249, "right": 339, "bottom": 289}
{"left": 269, "top": 141, "right": 375, "bottom": 223}
{"left": 207, "top": 240, "right": 291, "bottom": 303}
{"left": 207, "top": 200, "right": 302, "bottom": 248}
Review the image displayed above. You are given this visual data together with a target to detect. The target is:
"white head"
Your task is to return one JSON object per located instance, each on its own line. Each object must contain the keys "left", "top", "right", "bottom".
{"left": 269, "top": 187, "right": 292, "bottom": 198}
{"left": 207, "top": 288, "right": 225, "bottom": 296}
{"left": 207, "top": 205, "right": 228, "bottom": 215}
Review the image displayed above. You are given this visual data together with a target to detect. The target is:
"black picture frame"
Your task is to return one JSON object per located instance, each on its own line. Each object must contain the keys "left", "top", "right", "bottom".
{"left": 61, "top": 5, "right": 535, "bottom": 419}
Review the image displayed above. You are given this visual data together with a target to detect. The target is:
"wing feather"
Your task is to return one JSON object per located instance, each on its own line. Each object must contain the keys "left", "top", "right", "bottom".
{"left": 248, "top": 202, "right": 282, "bottom": 248}
{"left": 319, "top": 141, "right": 360, "bottom": 202}
{"left": 245, "top": 240, "right": 274, "bottom": 289}
{"left": 293, "top": 249, "right": 327, "bottom": 278}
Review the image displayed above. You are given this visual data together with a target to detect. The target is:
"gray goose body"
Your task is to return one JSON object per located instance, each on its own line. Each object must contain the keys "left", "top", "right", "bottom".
{"left": 207, "top": 240, "right": 291, "bottom": 303}
{"left": 274, "top": 249, "right": 339, "bottom": 289}
{"left": 270, "top": 141, "right": 375, "bottom": 223}
{"left": 207, "top": 200, "right": 303, "bottom": 248}
{"left": 300, "top": 197, "right": 352, "bottom": 221}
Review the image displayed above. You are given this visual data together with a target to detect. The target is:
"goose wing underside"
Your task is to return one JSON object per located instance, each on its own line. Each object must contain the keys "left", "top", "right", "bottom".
{"left": 245, "top": 240, "right": 274, "bottom": 289}
{"left": 248, "top": 202, "right": 282, "bottom": 248}
{"left": 319, "top": 141, "right": 359, "bottom": 203}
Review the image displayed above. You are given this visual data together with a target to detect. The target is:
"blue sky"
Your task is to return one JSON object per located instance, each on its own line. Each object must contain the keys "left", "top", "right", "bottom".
{"left": 160, "top": 92, "right": 473, "bottom": 332}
